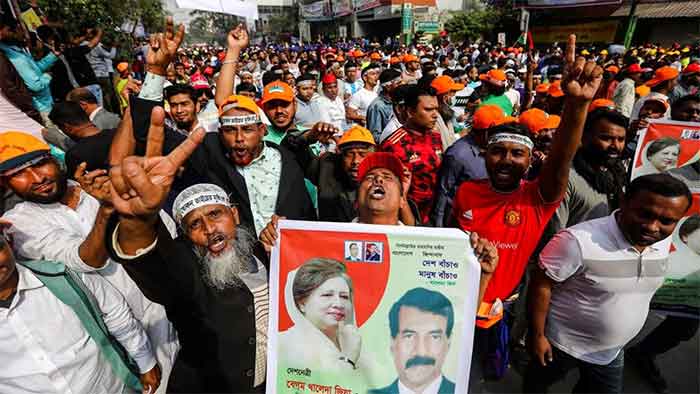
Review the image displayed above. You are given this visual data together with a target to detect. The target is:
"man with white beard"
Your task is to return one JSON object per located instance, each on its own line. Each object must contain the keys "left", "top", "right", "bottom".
{"left": 108, "top": 182, "right": 268, "bottom": 393}
{"left": 106, "top": 176, "right": 270, "bottom": 392}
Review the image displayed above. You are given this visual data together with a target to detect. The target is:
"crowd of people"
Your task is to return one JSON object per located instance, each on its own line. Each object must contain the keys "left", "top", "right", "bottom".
{"left": 1, "top": 5, "right": 699, "bottom": 394}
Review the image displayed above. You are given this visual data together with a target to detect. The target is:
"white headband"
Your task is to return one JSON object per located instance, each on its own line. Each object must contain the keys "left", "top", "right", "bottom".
{"left": 172, "top": 183, "right": 230, "bottom": 224}
{"left": 488, "top": 133, "right": 534, "bottom": 150}
{"left": 220, "top": 115, "right": 260, "bottom": 126}
{"left": 297, "top": 80, "right": 315, "bottom": 87}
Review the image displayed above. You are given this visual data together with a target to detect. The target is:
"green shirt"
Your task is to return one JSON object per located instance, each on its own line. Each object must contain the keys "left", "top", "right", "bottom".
{"left": 481, "top": 94, "right": 514, "bottom": 116}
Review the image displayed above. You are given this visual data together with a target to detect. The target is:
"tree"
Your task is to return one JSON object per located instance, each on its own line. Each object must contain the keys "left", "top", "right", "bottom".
{"left": 37, "top": 0, "right": 165, "bottom": 35}
{"left": 445, "top": 0, "right": 519, "bottom": 43}
{"left": 187, "top": 10, "right": 241, "bottom": 45}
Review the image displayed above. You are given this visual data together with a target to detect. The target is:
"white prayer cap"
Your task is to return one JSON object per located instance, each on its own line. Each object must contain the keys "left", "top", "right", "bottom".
{"left": 172, "top": 183, "right": 230, "bottom": 225}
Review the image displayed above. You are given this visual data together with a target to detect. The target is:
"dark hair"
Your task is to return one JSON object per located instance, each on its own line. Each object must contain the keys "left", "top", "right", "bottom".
{"left": 646, "top": 137, "right": 680, "bottom": 158}
{"left": 292, "top": 258, "right": 353, "bottom": 310}
{"left": 361, "top": 62, "right": 381, "bottom": 77}
{"left": 164, "top": 84, "right": 196, "bottom": 103}
{"left": 236, "top": 82, "right": 257, "bottom": 94}
{"left": 379, "top": 68, "right": 401, "bottom": 85}
{"left": 66, "top": 87, "right": 98, "bottom": 105}
{"left": 487, "top": 122, "right": 530, "bottom": 139}
{"left": 389, "top": 287, "right": 454, "bottom": 339}
{"left": 625, "top": 174, "right": 692, "bottom": 210}
{"left": 391, "top": 84, "right": 411, "bottom": 106}
{"left": 344, "top": 61, "right": 358, "bottom": 70}
{"left": 404, "top": 86, "right": 437, "bottom": 110}
{"left": 297, "top": 73, "right": 316, "bottom": 84}
{"left": 671, "top": 94, "right": 700, "bottom": 120}
{"left": 49, "top": 101, "right": 89, "bottom": 128}
{"left": 679, "top": 214, "right": 700, "bottom": 240}
{"left": 584, "top": 108, "right": 629, "bottom": 136}
{"left": 262, "top": 70, "right": 281, "bottom": 87}
{"left": 349, "top": 242, "right": 358, "bottom": 248}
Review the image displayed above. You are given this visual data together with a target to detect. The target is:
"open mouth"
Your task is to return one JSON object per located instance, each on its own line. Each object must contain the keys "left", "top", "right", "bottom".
{"left": 207, "top": 234, "right": 229, "bottom": 254}
{"left": 494, "top": 168, "right": 513, "bottom": 181}
{"left": 327, "top": 310, "right": 346, "bottom": 321}
{"left": 33, "top": 182, "right": 54, "bottom": 193}
{"left": 369, "top": 186, "right": 386, "bottom": 199}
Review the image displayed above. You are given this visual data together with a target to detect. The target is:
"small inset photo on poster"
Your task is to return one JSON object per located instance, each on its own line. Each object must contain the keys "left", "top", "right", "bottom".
{"left": 364, "top": 242, "right": 383, "bottom": 263}
{"left": 344, "top": 241, "right": 364, "bottom": 262}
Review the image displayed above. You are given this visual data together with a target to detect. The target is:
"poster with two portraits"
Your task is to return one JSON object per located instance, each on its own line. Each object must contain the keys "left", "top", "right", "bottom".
{"left": 631, "top": 120, "right": 700, "bottom": 318}
{"left": 266, "top": 220, "right": 481, "bottom": 394}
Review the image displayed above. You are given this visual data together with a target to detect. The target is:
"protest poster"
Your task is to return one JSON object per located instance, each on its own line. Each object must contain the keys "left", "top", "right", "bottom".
{"left": 630, "top": 120, "right": 700, "bottom": 318}
{"left": 630, "top": 120, "right": 700, "bottom": 181}
{"left": 267, "top": 220, "right": 480, "bottom": 394}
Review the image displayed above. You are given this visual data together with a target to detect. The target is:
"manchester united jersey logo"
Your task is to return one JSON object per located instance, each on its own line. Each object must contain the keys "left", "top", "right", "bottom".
{"left": 504, "top": 209, "right": 521, "bottom": 227}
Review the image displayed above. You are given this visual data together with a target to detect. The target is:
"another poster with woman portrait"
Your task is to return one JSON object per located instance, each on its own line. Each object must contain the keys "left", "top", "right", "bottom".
{"left": 630, "top": 120, "right": 700, "bottom": 180}
{"left": 266, "top": 220, "right": 481, "bottom": 394}
{"left": 630, "top": 120, "right": 700, "bottom": 318}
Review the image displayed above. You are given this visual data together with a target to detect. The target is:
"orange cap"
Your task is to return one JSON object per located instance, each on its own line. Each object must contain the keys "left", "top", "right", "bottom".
{"left": 338, "top": 125, "right": 376, "bottom": 148}
{"left": 403, "top": 54, "right": 419, "bottom": 63}
{"left": 646, "top": 66, "right": 680, "bottom": 87}
{"left": 605, "top": 65, "right": 619, "bottom": 74}
{"left": 336, "top": 55, "right": 345, "bottom": 62}
{"left": 472, "top": 105, "right": 507, "bottom": 131}
{"left": 519, "top": 109, "right": 550, "bottom": 134}
{"left": 389, "top": 56, "right": 401, "bottom": 65}
{"left": 479, "top": 69, "right": 507, "bottom": 86}
{"left": 116, "top": 62, "right": 129, "bottom": 73}
{"left": 548, "top": 80, "right": 565, "bottom": 98}
{"left": 352, "top": 49, "right": 365, "bottom": 58}
{"left": 430, "top": 75, "right": 465, "bottom": 95}
{"left": 260, "top": 81, "right": 295, "bottom": 105}
{"left": 636, "top": 85, "right": 651, "bottom": 97}
{"left": 218, "top": 95, "right": 262, "bottom": 117}
{"left": 0, "top": 131, "right": 51, "bottom": 175}
{"left": 535, "top": 83, "right": 550, "bottom": 94}
{"left": 588, "top": 98, "right": 616, "bottom": 113}
{"left": 370, "top": 52, "right": 382, "bottom": 61}
{"left": 544, "top": 115, "right": 561, "bottom": 130}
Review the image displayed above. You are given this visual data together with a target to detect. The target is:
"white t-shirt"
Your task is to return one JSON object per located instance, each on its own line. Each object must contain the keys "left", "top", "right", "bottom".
{"left": 314, "top": 95, "right": 346, "bottom": 131}
{"left": 0, "top": 93, "right": 44, "bottom": 140}
{"left": 539, "top": 213, "right": 671, "bottom": 365}
{"left": 348, "top": 88, "right": 378, "bottom": 118}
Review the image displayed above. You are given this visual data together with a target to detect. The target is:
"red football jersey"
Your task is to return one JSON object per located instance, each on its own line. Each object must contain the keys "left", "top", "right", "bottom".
{"left": 453, "top": 179, "right": 560, "bottom": 303}
{"left": 381, "top": 127, "right": 443, "bottom": 223}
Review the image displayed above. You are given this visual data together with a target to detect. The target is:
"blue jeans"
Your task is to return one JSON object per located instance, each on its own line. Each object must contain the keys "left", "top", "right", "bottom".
{"left": 523, "top": 346, "right": 624, "bottom": 393}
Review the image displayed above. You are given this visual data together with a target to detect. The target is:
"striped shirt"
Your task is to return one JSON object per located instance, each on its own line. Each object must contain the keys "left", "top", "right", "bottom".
{"left": 238, "top": 258, "right": 269, "bottom": 387}
{"left": 539, "top": 212, "right": 671, "bottom": 365}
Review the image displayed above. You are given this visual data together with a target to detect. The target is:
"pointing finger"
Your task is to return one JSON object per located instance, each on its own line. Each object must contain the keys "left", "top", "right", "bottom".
{"left": 145, "top": 107, "right": 166, "bottom": 157}
{"left": 74, "top": 162, "right": 87, "bottom": 180}
{"left": 166, "top": 127, "right": 205, "bottom": 169}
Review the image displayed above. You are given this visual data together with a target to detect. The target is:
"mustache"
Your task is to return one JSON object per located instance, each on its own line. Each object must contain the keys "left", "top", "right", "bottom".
{"left": 31, "top": 180, "right": 53, "bottom": 190}
{"left": 405, "top": 356, "right": 436, "bottom": 369}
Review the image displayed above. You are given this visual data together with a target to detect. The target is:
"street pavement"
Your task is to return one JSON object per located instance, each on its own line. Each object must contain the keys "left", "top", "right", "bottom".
{"left": 474, "top": 313, "right": 699, "bottom": 393}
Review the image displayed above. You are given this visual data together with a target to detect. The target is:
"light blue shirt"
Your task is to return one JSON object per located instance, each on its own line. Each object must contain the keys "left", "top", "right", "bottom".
{"left": 0, "top": 43, "right": 57, "bottom": 113}
{"left": 237, "top": 144, "right": 282, "bottom": 235}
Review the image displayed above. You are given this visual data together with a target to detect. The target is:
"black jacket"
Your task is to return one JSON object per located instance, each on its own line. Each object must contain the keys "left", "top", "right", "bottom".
{"left": 130, "top": 97, "right": 315, "bottom": 232}
{"left": 106, "top": 215, "right": 269, "bottom": 393}
{"left": 187, "top": 133, "right": 316, "bottom": 233}
{"left": 283, "top": 135, "right": 357, "bottom": 222}
{"left": 369, "top": 376, "right": 455, "bottom": 394}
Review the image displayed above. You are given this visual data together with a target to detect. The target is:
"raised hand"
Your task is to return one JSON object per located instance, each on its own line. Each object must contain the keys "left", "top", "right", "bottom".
{"left": 226, "top": 24, "right": 249, "bottom": 51}
{"left": 146, "top": 16, "right": 185, "bottom": 76}
{"left": 74, "top": 162, "right": 112, "bottom": 206}
{"left": 338, "top": 322, "right": 362, "bottom": 365}
{"left": 109, "top": 107, "right": 204, "bottom": 218}
{"left": 561, "top": 34, "right": 603, "bottom": 102}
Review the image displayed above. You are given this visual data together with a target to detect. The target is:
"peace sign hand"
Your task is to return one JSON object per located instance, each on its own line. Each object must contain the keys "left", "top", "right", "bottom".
{"left": 146, "top": 16, "right": 185, "bottom": 76}
{"left": 109, "top": 107, "right": 204, "bottom": 218}
{"left": 561, "top": 34, "right": 603, "bottom": 103}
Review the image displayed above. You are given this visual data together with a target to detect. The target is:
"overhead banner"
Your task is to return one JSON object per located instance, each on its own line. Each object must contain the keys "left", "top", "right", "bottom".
{"left": 334, "top": 0, "right": 353, "bottom": 16}
{"left": 354, "top": 0, "right": 385, "bottom": 13}
{"left": 175, "top": 0, "right": 258, "bottom": 19}
{"left": 630, "top": 120, "right": 700, "bottom": 318}
{"left": 532, "top": 21, "right": 618, "bottom": 43}
{"left": 267, "top": 220, "right": 480, "bottom": 394}
{"left": 514, "top": 0, "right": 621, "bottom": 8}
{"left": 302, "top": 0, "right": 331, "bottom": 18}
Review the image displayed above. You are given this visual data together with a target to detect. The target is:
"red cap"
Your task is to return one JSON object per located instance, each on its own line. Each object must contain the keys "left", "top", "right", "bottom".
{"left": 626, "top": 64, "right": 643, "bottom": 74}
{"left": 357, "top": 152, "right": 405, "bottom": 182}
{"left": 682, "top": 63, "right": 700, "bottom": 75}
{"left": 321, "top": 73, "right": 337, "bottom": 85}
